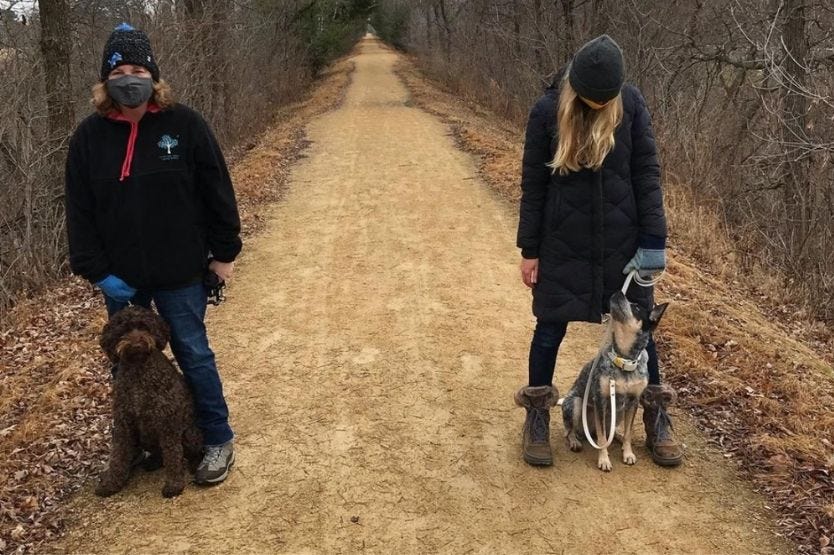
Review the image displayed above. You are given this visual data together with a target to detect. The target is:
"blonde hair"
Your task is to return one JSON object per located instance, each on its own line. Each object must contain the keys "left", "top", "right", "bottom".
{"left": 549, "top": 77, "right": 623, "bottom": 175}
{"left": 91, "top": 79, "right": 175, "bottom": 115}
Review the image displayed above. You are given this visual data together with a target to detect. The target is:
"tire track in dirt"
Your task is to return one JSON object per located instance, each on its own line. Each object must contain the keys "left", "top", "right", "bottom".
{"left": 59, "top": 37, "right": 789, "bottom": 554}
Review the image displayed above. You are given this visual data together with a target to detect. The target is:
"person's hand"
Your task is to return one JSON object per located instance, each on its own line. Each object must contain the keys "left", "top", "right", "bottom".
{"left": 209, "top": 259, "right": 235, "bottom": 282}
{"left": 95, "top": 275, "right": 137, "bottom": 303}
{"left": 623, "top": 247, "right": 666, "bottom": 278}
{"left": 520, "top": 257, "right": 539, "bottom": 288}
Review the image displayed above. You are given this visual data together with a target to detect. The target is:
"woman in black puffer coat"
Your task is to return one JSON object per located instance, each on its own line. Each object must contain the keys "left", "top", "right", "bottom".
{"left": 513, "top": 35, "right": 683, "bottom": 468}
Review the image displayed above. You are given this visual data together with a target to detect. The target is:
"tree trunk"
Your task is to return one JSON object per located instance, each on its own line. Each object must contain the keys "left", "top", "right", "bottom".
{"left": 209, "top": 1, "right": 231, "bottom": 137}
{"left": 182, "top": 0, "right": 208, "bottom": 113}
{"left": 512, "top": 0, "right": 521, "bottom": 57}
{"left": 532, "top": 0, "right": 546, "bottom": 74}
{"left": 38, "top": 0, "right": 74, "bottom": 141}
{"left": 559, "top": 0, "right": 575, "bottom": 63}
{"left": 425, "top": 4, "right": 432, "bottom": 48}
{"left": 437, "top": 0, "right": 452, "bottom": 63}
{"left": 589, "top": 0, "right": 606, "bottom": 36}
{"left": 781, "top": 0, "right": 811, "bottom": 257}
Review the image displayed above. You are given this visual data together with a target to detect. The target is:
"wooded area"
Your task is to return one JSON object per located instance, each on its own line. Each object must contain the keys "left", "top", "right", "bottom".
{"left": 1, "top": 0, "right": 832, "bottom": 321}
{"left": 0, "top": 4, "right": 832, "bottom": 552}
{"left": 0, "top": 0, "right": 373, "bottom": 317}
{"left": 374, "top": 0, "right": 834, "bottom": 321}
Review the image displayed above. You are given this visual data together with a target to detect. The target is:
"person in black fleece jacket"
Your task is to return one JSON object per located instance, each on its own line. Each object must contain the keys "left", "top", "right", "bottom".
{"left": 514, "top": 35, "right": 683, "bottom": 468}
{"left": 65, "top": 23, "right": 240, "bottom": 485}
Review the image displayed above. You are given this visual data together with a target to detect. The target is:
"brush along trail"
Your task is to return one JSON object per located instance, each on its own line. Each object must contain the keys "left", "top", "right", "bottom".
{"left": 59, "top": 37, "right": 788, "bottom": 554}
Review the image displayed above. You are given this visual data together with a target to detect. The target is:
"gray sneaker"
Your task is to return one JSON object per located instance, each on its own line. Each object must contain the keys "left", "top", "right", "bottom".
{"left": 195, "top": 440, "right": 235, "bottom": 485}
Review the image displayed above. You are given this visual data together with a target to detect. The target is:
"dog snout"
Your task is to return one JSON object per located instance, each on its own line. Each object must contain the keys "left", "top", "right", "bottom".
{"left": 609, "top": 291, "right": 630, "bottom": 321}
{"left": 115, "top": 330, "right": 156, "bottom": 361}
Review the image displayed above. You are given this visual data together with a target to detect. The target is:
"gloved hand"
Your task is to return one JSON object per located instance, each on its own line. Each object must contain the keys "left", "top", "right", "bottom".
{"left": 623, "top": 247, "right": 666, "bottom": 278}
{"left": 95, "top": 274, "right": 137, "bottom": 303}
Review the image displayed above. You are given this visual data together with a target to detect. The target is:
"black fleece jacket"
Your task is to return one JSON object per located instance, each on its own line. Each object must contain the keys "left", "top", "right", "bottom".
{"left": 65, "top": 104, "right": 242, "bottom": 290}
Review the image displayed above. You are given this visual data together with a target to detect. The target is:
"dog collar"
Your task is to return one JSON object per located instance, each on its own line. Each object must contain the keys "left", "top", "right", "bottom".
{"left": 607, "top": 349, "right": 643, "bottom": 372}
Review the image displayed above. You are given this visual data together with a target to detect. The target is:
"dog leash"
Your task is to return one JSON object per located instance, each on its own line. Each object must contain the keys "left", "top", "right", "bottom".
{"left": 204, "top": 269, "right": 226, "bottom": 306}
{"left": 581, "top": 352, "right": 618, "bottom": 449}
{"left": 580, "top": 269, "right": 665, "bottom": 450}
{"left": 620, "top": 268, "right": 665, "bottom": 294}
{"left": 600, "top": 269, "right": 666, "bottom": 324}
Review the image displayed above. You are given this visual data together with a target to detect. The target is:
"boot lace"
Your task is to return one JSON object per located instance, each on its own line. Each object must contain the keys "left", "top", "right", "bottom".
{"left": 653, "top": 405, "right": 675, "bottom": 443}
{"left": 530, "top": 408, "right": 550, "bottom": 443}
{"left": 201, "top": 445, "right": 224, "bottom": 469}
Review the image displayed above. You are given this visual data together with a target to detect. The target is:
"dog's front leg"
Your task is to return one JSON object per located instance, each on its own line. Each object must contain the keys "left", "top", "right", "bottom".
{"left": 159, "top": 435, "right": 186, "bottom": 498}
{"left": 594, "top": 401, "right": 612, "bottom": 472}
{"left": 564, "top": 397, "right": 583, "bottom": 452}
{"left": 622, "top": 401, "right": 638, "bottom": 465}
{"left": 96, "top": 417, "right": 138, "bottom": 497}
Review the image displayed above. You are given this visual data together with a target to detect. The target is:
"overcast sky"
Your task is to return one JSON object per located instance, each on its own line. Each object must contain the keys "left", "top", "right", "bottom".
{"left": 0, "top": 1, "right": 35, "bottom": 15}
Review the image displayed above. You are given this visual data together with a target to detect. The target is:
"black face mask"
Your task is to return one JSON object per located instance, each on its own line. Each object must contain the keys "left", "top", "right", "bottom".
{"left": 106, "top": 75, "right": 153, "bottom": 108}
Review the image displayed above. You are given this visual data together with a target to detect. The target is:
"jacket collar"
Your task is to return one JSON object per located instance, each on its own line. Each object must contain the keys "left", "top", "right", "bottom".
{"left": 106, "top": 103, "right": 162, "bottom": 182}
{"left": 105, "top": 102, "right": 161, "bottom": 122}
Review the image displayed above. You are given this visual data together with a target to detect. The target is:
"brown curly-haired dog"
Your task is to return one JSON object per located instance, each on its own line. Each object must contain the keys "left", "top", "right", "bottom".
{"left": 97, "top": 306, "right": 203, "bottom": 498}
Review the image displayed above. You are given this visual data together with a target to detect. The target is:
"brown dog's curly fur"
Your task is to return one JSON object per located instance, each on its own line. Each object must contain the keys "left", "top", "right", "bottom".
{"left": 96, "top": 306, "right": 203, "bottom": 498}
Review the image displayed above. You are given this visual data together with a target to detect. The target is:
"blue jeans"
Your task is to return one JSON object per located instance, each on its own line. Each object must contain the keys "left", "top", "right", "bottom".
{"left": 105, "top": 282, "right": 234, "bottom": 446}
{"left": 528, "top": 320, "right": 661, "bottom": 387}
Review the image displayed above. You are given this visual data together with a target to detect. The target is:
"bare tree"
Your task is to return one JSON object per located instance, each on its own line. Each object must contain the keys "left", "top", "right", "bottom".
{"left": 375, "top": 0, "right": 834, "bottom": 321}
{"left": 0, "top": 0, "right": 371, "bottom": 317}
{"left": 38, "top": 0, "right": 74, "bottom": 139}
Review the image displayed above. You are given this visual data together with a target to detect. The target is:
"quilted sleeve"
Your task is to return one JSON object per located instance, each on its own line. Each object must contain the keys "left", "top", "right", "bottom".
{"left": 630, "top": 87, "right": 667, "bottom": 241}
{"left": 516, "top": 95, "right": 555, "bottom": 259}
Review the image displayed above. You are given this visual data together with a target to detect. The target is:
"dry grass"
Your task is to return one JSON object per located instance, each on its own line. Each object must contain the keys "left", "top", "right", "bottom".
{"left": 0, "top": 53, "right": 356, "bottom": 554}
{"left": 230, "top": 57, "right": 357, "bottom": 236}
{"left": 394, "top": 53, "right": 834, "bottom": 554}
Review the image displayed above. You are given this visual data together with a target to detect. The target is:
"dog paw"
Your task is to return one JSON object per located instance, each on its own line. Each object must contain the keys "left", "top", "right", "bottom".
{"left": 623, "top": 451, "right": 637, "bottom": 465}
{"left": 95, "top": 481, "right": 121, "bottom": 497}
{"left": 162, "top": 482, "right": 185, "bottom": 498}
{"left": 566, "top": 436, "right": 583, "bottom": 452}
{"left": 597, "top": 456, "right": 613, "bottom": 472}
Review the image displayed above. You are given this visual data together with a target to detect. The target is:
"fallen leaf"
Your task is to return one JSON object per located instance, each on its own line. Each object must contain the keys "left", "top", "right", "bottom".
{"left": 10, "top": 524, "right": 25, "bottom": 540}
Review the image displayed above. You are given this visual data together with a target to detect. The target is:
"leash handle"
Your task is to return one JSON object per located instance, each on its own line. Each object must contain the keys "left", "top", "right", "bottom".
{"left": 621, "top": 268, "right": 665, "bottom": 295}
{"left": 203, "top": 268, "right": 226, "bottom": 306}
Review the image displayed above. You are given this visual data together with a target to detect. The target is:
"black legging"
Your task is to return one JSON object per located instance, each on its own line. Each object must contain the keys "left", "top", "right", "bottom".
{"left": 528, "top": 320, "right": 661, "bottom": 387}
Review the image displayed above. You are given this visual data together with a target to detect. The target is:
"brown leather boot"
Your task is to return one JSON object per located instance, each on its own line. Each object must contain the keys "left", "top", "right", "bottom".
{"left": 514, "top": 385, "right": 557, "bottom": 466}
{"left": 641, "top": 384, "right": 684, "bottom": 467}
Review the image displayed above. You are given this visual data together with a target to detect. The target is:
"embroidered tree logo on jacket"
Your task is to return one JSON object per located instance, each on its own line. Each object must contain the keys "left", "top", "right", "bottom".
{"left": 158, "top": 135, "right": 179, "bottom": 154}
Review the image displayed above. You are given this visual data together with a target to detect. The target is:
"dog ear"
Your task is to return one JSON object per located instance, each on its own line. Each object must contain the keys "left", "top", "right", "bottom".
{"left": 649, "top": 303, "right": 669, "bottom": 329}
{"left": 100, "top": 310, "right": 129, "bottom": 363}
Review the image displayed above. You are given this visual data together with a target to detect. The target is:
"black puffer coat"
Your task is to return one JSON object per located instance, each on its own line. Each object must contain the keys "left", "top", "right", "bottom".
{"left": 516, "top": 75, "right": 666, "bottom": 323}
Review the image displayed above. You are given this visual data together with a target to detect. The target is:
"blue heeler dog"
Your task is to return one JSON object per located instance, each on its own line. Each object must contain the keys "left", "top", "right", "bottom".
{"left": 561, "top": 291, "right": 668, "bottom": 471}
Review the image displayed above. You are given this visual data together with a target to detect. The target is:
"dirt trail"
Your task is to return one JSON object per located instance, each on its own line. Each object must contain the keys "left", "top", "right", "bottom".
{"left": 60, "top": 38, "right": 788, "bottom": 554}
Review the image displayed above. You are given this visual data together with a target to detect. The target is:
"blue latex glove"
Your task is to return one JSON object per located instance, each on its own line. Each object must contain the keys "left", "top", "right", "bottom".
{"left": 95, "top": 275, "right": 137, "bottom": 303}
{"left": 623, "top": 247, "right": 666, "bottom": 278}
